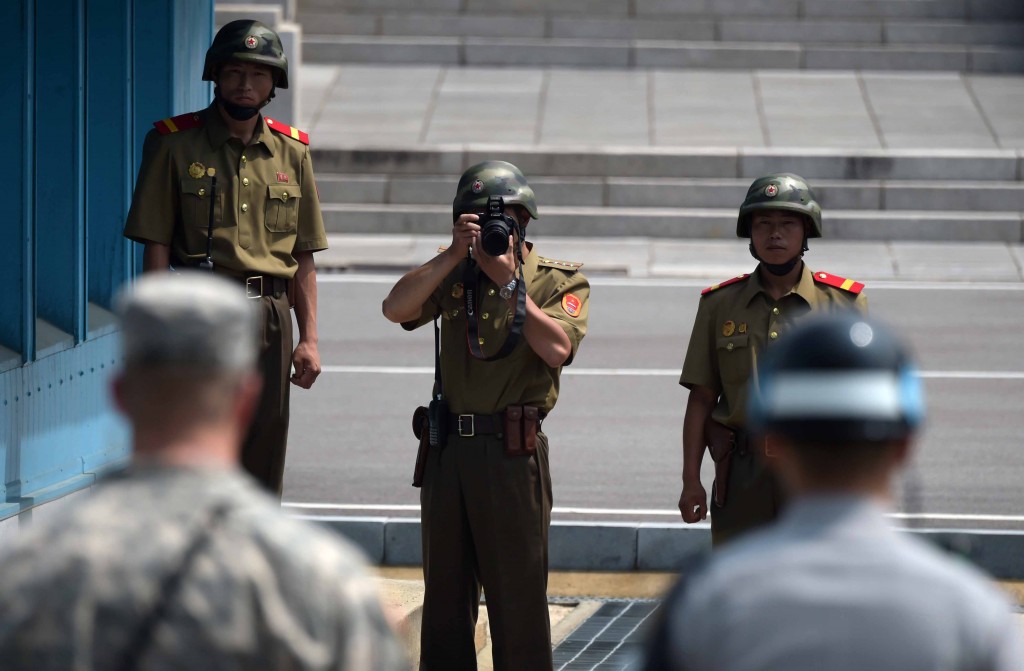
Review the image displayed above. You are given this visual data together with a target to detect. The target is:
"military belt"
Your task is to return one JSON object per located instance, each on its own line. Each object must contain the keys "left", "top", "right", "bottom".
{"left": 217, "top": 271, "right": 288, "bottom": 299}
{"left": 448, "top": 412, "right": 503, "bottom": 438}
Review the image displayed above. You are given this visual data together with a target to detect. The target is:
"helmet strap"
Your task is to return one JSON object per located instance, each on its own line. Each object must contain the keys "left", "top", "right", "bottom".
{"left": 213, "top": 86, "right": 265, "bottom": 121}
{"left": 749, "top": 242, "right": 804, "bottom": 276}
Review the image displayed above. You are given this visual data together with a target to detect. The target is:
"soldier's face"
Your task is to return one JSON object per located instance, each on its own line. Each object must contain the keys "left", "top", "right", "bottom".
{"left": 217, "top": 62, "right": 275, "bottom": 107}
{"left": 750, "top": 210, "right": 806, "bottom": 264}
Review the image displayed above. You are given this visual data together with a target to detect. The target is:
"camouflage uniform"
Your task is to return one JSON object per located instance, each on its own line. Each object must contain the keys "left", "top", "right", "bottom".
{"left": 0, "top": 467, "right": 409, "bottom": 671}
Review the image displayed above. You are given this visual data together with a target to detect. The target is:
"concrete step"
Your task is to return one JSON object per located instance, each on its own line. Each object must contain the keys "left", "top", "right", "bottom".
{"left": 297, "top": 0, "right": 1024, "bottom": 21}
{"left": 302, "top": 35, "right": 1024, "bottom": 72}
{"left": 301, "top": 12, "right": 1024, "bottom": 48}
{"left": 316, "top": 174, "right": 1024, "bottom": 212}
{"left": 318, "top": 202, "right": 1024, "bottom": 242}
{"left": 310, "top": 146, "right": 1024, "bottom": 181}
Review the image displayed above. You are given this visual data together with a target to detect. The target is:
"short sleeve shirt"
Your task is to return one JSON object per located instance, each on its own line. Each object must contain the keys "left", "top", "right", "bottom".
{"left": 680, "top": 264, "right": 868, "bottom": 429}
{"left": 403, "top": 248, "right": 589, "bottom": 415}
{"left": 124, "top": 104, "right": 327, "bottom": 278}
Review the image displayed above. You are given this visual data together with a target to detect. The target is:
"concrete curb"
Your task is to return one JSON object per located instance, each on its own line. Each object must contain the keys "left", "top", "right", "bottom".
{"left": 299, "top": 515, "right": 1024, "bottom": 580}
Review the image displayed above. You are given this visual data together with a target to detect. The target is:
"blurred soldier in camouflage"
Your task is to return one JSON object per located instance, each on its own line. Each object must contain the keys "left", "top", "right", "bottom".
{"left": 0, "top": 273, "right": 408, "bottom": 671}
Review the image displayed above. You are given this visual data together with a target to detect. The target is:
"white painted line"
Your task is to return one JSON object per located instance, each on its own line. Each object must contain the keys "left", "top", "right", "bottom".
{"left": 321, "top": 365, "right": 1024, "bottom": 380}
{"left": 317, "top": 273, "right": 1024, "bottom": 291}
{"left": 283, "top": 502, "right": 1024, "bottom": 524}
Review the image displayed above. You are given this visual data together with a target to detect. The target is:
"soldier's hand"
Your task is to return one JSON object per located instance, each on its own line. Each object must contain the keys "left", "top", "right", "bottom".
{"left": 679, "top": 481, "right": 708, "bottom": 523}
{"left": 473, "top": 233, "right": 517, "bottom": 288}
{"left": 449, "top": 214, "right": 480, "bottom": 257}
{"left": 290, "top": 340, "right": 321, "bottom": 389}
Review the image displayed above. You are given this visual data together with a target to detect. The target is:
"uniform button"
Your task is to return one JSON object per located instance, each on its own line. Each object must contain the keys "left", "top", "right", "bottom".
{"left": 451, "top": 309, "right": 459, "bottom": 318}
{"left": 241, "top": 155, "right": 247, "bottom": 164}
{"left": 726, "top": 343, "right": 735, "bottom": 351}
{"left": 772, "top": 307, "right": 780, "bottom": 316}
{"left": 770, "top": 331, "right": 778, "bottom": 340}
{"left": 478, "top": 338, "right": 485, "bottom": 345}
{"left": 241, "top": 203, "right": 249, "bottom": 212}
{"left": 482, "top": 312, "right": 489, "bottom": 320}
{"left": 487, "top": 288, "right": 496, "bottom": 296}
{"left": 242, "top": 177, "right": 250, "bottom": 187}
{"left": 282, "top": 191, "right": 289, "bottom": 201}
{"left": 198, "top": 188, "right": 205, "bottom": 197}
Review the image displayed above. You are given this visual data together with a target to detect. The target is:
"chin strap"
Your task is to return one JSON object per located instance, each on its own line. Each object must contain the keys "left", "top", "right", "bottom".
{"left": 748, "top": 234, "right": 809, "bottom": 276}
{"left": 214, "top": 87, "right": 274, "bottom": 121}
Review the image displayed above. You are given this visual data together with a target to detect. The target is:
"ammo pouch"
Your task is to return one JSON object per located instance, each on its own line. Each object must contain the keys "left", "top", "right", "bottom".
{"left": 705, "top": 418, "right": 737, "bottom": 508}
{"left": 411, "top": 406, "right": 431, "bottom": 488}
{"left": 504, "top": 405, "right": 539, "bottom": 456}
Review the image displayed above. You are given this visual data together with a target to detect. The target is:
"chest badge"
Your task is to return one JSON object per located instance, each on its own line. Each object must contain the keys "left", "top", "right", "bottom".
{"left": 188, "top": 162, "right": 206, "bottom": 179}
{"left": 722, "top": 320, "right": 736, "bottom": 336}
{"left": 276, "top": 171, "right": 290, "bottom": 183}
{"left": 451, "top": 283, "right": 464, "bottom": 299}
{"left": 561, "top": 293, "right": 582, "bottom": 317}
{"left": 738, "top": 322, "right": 747, "bottom": 334}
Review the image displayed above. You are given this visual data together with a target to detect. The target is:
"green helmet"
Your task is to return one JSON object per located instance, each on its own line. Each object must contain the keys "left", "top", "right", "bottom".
{"left": 203, "top": 20, "right": 289, "bottom": 89}
{"left": 452, "top": 161, "right": 539, "bottom": 221}
{"left": 737, "top": 173, "right": 821, "bottom": 238}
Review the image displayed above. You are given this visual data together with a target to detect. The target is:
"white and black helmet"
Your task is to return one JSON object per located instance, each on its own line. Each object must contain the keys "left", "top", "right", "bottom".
{"left": 749, "top": 312, "right": 925, "bottom": 444}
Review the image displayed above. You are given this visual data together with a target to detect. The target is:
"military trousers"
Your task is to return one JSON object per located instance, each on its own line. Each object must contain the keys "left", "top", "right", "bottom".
{"left": 240, "top": 292, "right": 292, "bottom": 496}
{"left": 419, "top": 430, "right": 554, "bottom": 671}
{"left": 710, "top": 449, "right": 784, "bottom": 546}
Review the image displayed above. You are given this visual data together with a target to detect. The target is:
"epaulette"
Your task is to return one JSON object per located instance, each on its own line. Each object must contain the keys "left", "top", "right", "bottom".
{"left": 265, "top": 117, "right": 310, "bottom": 145}
{"left": 153, "top": 111, "right": 204, "bottom": 135}
{"left": 812, "top": 271, "right": 864, "bottom": 294}
{"left": 538, "top": 257, "right": 584, "bottom": 271}
{"left": 701, "top": 274, "right": 749, "bottom": 296}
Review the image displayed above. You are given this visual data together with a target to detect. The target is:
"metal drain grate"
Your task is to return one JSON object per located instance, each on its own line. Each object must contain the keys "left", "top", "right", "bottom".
{"left": 553, "top": 601, "right": 659, "bottom": 671}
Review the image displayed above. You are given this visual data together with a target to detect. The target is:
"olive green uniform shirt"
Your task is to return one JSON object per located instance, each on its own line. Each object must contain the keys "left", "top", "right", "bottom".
{"left": 124, "top": 104, "right": 327, "bottom": 277}
{"left": 681, "top": 264, "right": 868, "bottom": 430}
{"left": 404, "top": 249, "right": 589, "bottom": 415}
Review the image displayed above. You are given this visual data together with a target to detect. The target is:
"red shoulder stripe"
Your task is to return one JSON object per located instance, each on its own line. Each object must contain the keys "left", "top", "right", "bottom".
{"left": 265, "top": 117, "right": 310, "bottom": 145}
{"left": 701, "top": 274, "right": 749, "bottom": 296}
{"left": 812, "top": 271, "right": 864, "bottom": 295}
{"left": 153, "top": 111, "right": 204, "bottom": 135}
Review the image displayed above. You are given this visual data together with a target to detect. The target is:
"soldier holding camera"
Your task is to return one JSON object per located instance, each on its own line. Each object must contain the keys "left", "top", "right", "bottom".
{"left": 382, "top": 161, "right": 589, "bottom": 670}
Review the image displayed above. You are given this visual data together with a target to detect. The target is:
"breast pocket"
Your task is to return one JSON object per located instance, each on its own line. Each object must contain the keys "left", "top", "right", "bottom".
{"left": 264, "top": 185, "right": 301, "bottom": 233}
{"left": 180, "top": 178, "right": 221, "bottom": 228}
{"left": 716, "top": 334, "right": 751, "bottom": 385}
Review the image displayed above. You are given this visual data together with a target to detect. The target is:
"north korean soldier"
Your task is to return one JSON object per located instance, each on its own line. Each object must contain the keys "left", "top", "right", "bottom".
{"left": 677, "top": 173, "right": 867, "bottom": 545}
{"left": 123, "top": 20, "right": 327, "bottom": 495}
{"left": 382, "top": 161, "right": 590, "bottom": 670}
{"left": 646, "top": 313, "right": 1023, "bottom": 671}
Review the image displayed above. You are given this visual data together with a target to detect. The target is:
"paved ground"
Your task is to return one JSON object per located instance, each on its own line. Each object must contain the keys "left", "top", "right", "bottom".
{"left": 297, "top": 64, "right": 1024, "bottom": 151}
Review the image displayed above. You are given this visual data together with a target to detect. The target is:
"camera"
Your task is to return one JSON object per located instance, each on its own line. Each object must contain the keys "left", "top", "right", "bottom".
{"left": 479, "top": 196, "right": 518, "bottom": 256}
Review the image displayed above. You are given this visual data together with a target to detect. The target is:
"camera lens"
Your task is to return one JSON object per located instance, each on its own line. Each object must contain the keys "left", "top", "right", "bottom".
{"left": 481, "top": 217, "right": 511, "bottom": 256}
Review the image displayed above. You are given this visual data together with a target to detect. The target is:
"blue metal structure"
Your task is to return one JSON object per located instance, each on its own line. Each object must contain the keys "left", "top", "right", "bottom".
{"left": 0, "top": 0, "right": 213, "bottom": 520}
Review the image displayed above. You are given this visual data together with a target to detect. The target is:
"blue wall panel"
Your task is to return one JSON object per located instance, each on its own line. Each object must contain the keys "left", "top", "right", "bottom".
{"left": 1, "top": 0, "right": 214, "bottom": 519}
{"left": 35, "top": 0, "right": 86, "bottom": 343}
{"left": 0, "top": 0, "right": 34, "bottom": 361}
{"left": 87, "top": 0, "right": 133, "bottom": 308}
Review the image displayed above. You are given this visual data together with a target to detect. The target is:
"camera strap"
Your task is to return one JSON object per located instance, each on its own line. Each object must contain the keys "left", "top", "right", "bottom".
{"left": 433, "top": 315, "right": 443, "bottom": 399}
{"left": 462, "top": 252, "right": 527, "bottom": 361}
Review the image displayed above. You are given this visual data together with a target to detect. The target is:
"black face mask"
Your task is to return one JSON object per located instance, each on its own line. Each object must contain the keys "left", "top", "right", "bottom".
{"left": 214, "top": 85, "right": 272, "bottom": 121}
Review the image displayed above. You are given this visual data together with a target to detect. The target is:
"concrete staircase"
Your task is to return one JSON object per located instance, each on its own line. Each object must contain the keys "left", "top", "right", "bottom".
{"left": 290, "top": 1, "right": 1024, "bottom": 244}
{"left": 299, "top": 0, "right": 1024, "bottom": 72}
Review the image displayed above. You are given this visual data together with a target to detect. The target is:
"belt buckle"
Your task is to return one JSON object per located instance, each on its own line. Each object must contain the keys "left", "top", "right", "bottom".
{"left": 245, "top": 276, "right": 263, "bottom": 300}
{"left": 458, "top": 414, "right": 475, "bottom": 437}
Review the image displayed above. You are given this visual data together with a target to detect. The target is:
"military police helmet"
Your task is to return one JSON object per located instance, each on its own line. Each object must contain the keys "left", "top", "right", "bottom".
{"left": 453, "top": 161, "right": 539, "bottom": 221}
{"left": 737, "top": 173, "right": 822, "bottom": 239}
{"left": 748, "top": 312, "right": 924, "bottom": 445}
{"left": 203, "top": 20, "right": 289, "bottom": 89}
